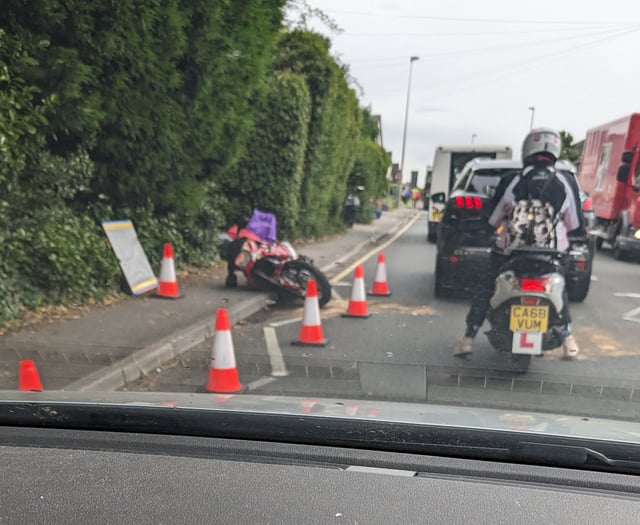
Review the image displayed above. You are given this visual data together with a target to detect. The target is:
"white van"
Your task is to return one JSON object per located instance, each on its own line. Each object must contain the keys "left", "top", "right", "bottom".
{"left": 427, "top": 145, "right": 512, "bottom": 242}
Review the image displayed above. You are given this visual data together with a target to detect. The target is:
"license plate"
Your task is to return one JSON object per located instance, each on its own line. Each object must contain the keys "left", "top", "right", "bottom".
{"left": 509, "top": 305, "right": 549, "bottom": 333}
{"left": 430, "top": 209, "right": 442, "bottom": 221}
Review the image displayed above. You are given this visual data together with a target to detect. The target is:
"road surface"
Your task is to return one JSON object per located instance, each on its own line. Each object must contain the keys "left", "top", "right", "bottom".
{"left": 125, "top": 213, "right": 640, "bottom": 420}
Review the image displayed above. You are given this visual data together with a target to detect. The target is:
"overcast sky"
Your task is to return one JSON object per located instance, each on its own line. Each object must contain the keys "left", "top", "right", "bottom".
{"left": 303, "top": 1, "right": 640, "bottom": 185}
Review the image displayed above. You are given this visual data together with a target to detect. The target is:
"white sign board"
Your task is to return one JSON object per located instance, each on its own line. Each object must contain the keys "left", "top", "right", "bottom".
{"left": 512, "top": 331, "right": 543, "bottom": 355}
{"left": 102, "top": 220, "right": 158, "bottom": 295}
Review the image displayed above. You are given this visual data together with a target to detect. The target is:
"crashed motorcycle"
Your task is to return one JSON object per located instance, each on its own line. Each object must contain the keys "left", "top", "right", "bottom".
{"left": 485, "top": 247, "right": 572, "bottom": 373}
{"left": 219, "top": 228, "right": 332, "bottom": 307}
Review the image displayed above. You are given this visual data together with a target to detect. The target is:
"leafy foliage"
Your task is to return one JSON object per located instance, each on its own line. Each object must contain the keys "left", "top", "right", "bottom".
{"left": 349, "top": 138, "right": 391, "bottom": 224}
{"left": 0, "top": 6, "right": 389, "bottom": 328}
{"left": 559, "top": 130, "right": 580, "bottom": 163}
{"left": 226, "top": 71, "right": 312, "bottom": 238}
{"left": 274, "top": 31, "right": 361, "bottom": 236}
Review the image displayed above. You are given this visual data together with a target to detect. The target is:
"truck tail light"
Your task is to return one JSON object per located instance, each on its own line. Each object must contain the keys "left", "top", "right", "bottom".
{"left": 454, "top": 196, "right": 483, "bottom": 209}
{"left": 583, "top": 197, "right": 593, "bottom": 212}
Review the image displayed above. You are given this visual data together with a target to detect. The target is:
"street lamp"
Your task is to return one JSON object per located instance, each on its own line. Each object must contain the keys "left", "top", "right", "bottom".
{"left": 471, "top": 133, "right": 477, "bottom": 145}
{"left": 397, "top": 56, "right": 420, "bottom": 206}
{"left": 528, "top": 106, "right": 535, "bottom": 130}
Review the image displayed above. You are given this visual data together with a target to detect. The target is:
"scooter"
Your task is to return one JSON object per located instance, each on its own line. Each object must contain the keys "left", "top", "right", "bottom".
{"left": 219, "top": 227, "right": 332, "bottom": 307}
{"left": 342, "top": 186, "right": 364, "bottom": 228}
{"left": 485, "top": 247, "right": 571, "bottom": 373}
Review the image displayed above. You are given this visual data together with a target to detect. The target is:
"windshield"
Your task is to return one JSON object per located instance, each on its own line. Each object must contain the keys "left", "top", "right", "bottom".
{"left": 3, "top": 0, "right": 640, "bottom": 459}
{"left": 458, "top": 168, "right": 521, "bottom": 194}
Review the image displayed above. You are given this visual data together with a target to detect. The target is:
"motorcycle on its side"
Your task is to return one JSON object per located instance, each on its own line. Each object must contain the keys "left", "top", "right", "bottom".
{"left": 485, "top": 247, "right": 573, "bottom": 373}
{"left": 218, "top": 227, "right": 332, "bottom": 307}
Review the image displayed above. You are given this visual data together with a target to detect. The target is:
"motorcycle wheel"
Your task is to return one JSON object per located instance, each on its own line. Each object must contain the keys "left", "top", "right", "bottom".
{"left": 595, "top": 237, "right": 604, "bottom": 251}
{"left": 510, "top": 354, "right": 531, "bottom": 374}
{"left": 282, "top": 261, "right": 332, "bottom": 307}
{"left": 567, "top": 276, "right": 590, "bottom": 302}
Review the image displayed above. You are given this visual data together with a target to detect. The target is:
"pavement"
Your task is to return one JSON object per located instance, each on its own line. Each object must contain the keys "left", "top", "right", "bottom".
{"left": 0, "top": 207, "right": 421, "bottom": 391}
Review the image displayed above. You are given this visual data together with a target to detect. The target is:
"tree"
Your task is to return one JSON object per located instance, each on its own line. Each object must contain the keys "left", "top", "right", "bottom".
{"left": 274, "top": 30, "right": 361, "bottom": 236}
{"left": 559, "top": 130, "right": 580, "bottom": 163}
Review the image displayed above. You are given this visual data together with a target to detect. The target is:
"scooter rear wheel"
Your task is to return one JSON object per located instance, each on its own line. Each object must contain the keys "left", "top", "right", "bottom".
{"left": 510, "top": 354, "right": 532, "bottom": 374}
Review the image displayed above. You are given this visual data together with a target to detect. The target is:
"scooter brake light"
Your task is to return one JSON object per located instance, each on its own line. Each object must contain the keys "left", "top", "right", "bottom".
{"left": 518, "top": 277, "right": 549, "bottom": 292}
{"left": 521, "top": 298, "right": 539, "bottom": 306}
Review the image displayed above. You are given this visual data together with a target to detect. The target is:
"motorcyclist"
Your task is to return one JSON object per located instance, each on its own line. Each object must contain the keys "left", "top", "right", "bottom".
{"left": 455, "top": 128, "right": 582, "bottom": 360}
{"left": 343, "top": 187, "right": 362, "bottom": 227}
{"left": 223, "top": 211, "right": 261, "bottom": 288}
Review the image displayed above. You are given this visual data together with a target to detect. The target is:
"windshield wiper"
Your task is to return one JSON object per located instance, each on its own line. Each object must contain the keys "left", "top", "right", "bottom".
{"left": 517, "top": 442, "right": 640, "bottom": 474}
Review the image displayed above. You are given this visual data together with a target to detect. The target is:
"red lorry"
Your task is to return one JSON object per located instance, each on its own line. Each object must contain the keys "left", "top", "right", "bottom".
{"left": 578, "top": 113, "right": 640, "bottom": 259}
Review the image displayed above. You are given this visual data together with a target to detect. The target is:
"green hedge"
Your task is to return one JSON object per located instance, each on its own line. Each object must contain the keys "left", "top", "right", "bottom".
{"left": 226, "top": 71, "right": 311, "bottom": 239}
{"left": 274, "top": 31, "right": 361, "bottom": 237}
{"left": 0, "top": 10, "right": 391, "bottom": 328}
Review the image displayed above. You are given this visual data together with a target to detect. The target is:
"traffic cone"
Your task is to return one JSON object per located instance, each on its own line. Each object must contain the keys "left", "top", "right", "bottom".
{"left": 300, "top": 400, "right": 319, "bottom": 413}
{"left": 18, "top": 360, "right": 43, "bottom": 392}
{"left": 205, "top": 309, "right": 242, "bottom": 393}
{"left": 342, "top": 265, "right": 370, "bottom": 318}
{"left": 345, "top": 404, "right": 360, "bottom": 417}
{"left": 156, "top": 243, "right": 182, "bottom": 299}
{"left": 369, "top": 252, "right": 392, "bottom": 296}
{"left": 292, "top": 280, "right": 328, "bottom": 347}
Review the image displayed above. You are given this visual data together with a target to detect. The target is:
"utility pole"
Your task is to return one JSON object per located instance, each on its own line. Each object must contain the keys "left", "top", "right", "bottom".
{"left": 528, "top": 106, "right": 536, "bottom": 130}
{"left": 397, "top": 56, "right": 420, "bottom": 207}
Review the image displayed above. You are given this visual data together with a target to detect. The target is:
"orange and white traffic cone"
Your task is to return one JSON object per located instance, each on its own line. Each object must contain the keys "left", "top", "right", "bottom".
{"left": 345, "top": 404, "right": 360, "bottom": 417}
{"left": 156, "top": 243, "right": 182, "bottom": 299}
{"left": 369, "top": 252, "right": 392, "bottom": 296}
{"left": 342, "top": 265, "right": 370, "bottom": 318}
{"left": 292, "top": 280, "right": 328, "bottom": 347}
{"left": 205, "top": 309, "right": 243, "bottom": 393}
{"left": 18, "top": 360, "right": 43, "bottom": 392}
{"left": 300, "top": 399, "right": 319, "bottom": 413}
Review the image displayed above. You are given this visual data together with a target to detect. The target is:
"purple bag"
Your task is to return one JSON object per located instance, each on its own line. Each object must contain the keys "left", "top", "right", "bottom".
{"left": 246, "top": 209, "right": 277, "bottom": 242}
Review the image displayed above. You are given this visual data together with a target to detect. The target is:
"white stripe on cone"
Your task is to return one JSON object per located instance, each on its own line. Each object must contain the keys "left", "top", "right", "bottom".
{"left": 302, "top": 294, "right": 321, "bottom": 327}
{"left": 211, "top": 329, "right": 237, "bottom": 370}
{"left": 351, "top": 278, "right": 366, "bottom": 301}
{"left": 373, "top": 260, "right": 387, "bottom": 284}
{"left": 159, "top": 256, "right": 177, "bottom": 283}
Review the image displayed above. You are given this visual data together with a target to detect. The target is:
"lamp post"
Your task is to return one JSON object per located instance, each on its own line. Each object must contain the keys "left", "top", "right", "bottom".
{"left": 471, "top": 133, "right": 477, "bottom": 145}
{"left": 528, "top": 106, "right": 536, "bottom": 130}
{"left": 397, "top": 56, "right": 419, "bottom": 206}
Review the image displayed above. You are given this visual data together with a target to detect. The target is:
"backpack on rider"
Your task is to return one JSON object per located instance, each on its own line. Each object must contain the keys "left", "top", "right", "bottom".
{"left": 503, "top": 170, "right": 565, "bottom": 254}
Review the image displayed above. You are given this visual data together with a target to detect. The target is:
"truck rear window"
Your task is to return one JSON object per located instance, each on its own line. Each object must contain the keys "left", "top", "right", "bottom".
{"left": 466, "top": 169, "right": 519, "bottom": 195}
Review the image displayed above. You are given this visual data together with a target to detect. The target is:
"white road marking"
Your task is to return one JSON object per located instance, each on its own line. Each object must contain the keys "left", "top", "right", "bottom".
{"left": 330, "top": 211, "right": 423, "bottom": 284}
{"left": 246, "top": 376, "right": 277, "bottom": 390}
{"left": 269, "top": 317, "right": 301, "bottom": 328}
{"left": 614, "top": 293, "right": 640, "bottom": 323}
{"left": 263, "top": 326, "right": 289, "bottom": 377}
{"left": 590, "top": 275, "right": 598, "bottom": 281}
{"left": 623, "top": 306, "right": 640, "bottom": 323}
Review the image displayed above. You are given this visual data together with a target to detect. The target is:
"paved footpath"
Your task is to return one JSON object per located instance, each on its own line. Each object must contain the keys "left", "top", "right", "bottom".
{"left": 0, "top": 208, "right": 420, "bottom": 391}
